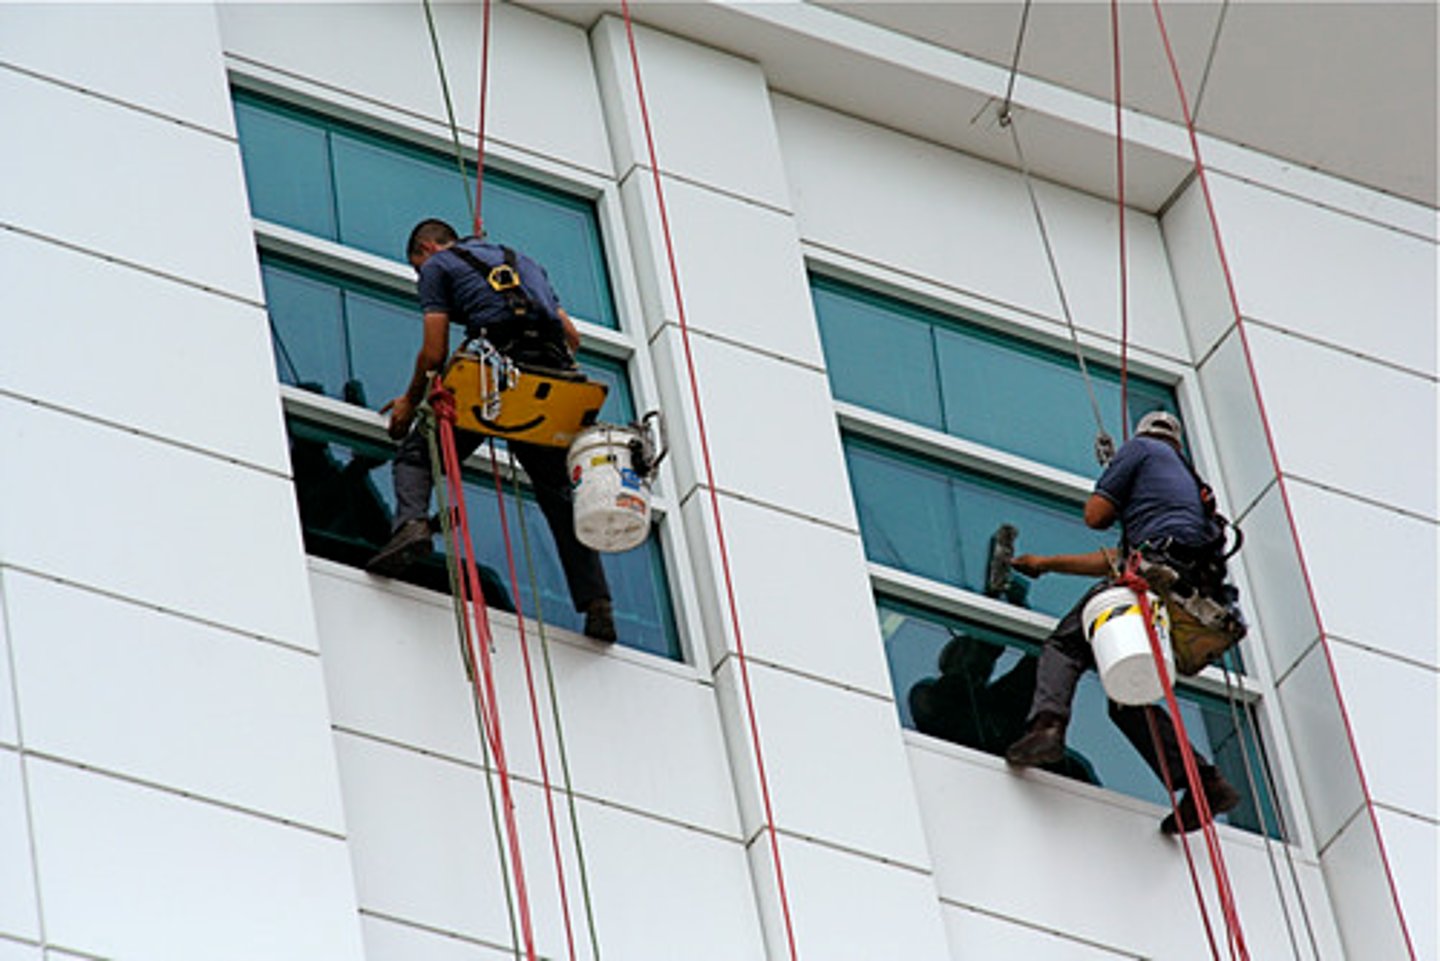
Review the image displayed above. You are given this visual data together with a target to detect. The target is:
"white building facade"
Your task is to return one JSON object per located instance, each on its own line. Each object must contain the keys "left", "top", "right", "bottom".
{"left": 0, "top": 4, "right": 1434, "bottom": 960}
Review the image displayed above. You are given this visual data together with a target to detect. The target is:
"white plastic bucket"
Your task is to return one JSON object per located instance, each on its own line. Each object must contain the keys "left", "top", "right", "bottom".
{"left": 567, "top": 424, "right": 651, "bottom": 553}
{"left": 1081, "top": 585, "right": 1174, "bottom": 705}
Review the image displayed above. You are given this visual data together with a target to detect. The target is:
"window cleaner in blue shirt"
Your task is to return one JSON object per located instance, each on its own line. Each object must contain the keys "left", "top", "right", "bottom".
{"left": 366, "top": 219, "right": 616, "bottom": 643}
{"left": 1003, "top": 411, "right": 1242, "bottom": 833}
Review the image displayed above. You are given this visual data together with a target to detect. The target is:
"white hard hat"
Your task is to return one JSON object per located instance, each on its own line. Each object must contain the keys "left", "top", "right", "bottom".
{"left": 1136, "top": 410, "right": 1183, "bottom": 444}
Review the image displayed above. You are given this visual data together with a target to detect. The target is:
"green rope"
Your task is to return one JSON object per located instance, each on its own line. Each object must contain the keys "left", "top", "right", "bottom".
{"left": 507, "top": 455, "right": 604, "bottom": 959}
{"left": 425, "top": 412, "right": 523, "bottom": 961}
{"left": 421, "top": 0, "right": 476, "bottom": 223}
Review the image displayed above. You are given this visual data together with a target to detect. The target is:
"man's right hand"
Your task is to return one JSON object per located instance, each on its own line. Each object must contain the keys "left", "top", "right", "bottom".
{"left": 380, "top": 395, "right": 416, "bottom": 440}
{"left": 1011, "top": 553, "right": 1046, "bottom": 578}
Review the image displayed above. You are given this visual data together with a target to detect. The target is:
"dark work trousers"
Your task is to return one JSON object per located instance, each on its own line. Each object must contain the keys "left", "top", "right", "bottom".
{"left": 390, "top": 424, "right": 610, "bottom": 612}
{"left": 1030, "top": 581, "right": 1217, "bottom": 786}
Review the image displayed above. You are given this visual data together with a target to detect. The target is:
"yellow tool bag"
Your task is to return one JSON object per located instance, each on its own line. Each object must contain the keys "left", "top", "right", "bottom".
{"left": 440, "top": 347, "right": 608, "bottom": 449}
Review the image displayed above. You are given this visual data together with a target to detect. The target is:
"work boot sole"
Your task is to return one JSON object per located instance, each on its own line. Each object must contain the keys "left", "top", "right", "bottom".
{"left": 1161, "top": 779, "right": 1242, "bottom": 834}
{"left": 366, "top": 523, "right": 432, "bottom": 577}
{"left": 1004, "top": 730, "right": 1066, "bottom": 767}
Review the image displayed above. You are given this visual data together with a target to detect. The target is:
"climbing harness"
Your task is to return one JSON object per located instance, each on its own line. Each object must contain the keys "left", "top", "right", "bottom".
{"left": 618, "top": 2, "right": 801, "bottom": 958}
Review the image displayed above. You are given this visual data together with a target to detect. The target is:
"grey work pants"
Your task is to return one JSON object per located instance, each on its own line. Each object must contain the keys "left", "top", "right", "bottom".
{"left": 390, "top": 423, "right": 610, "bottom": 613}
{"left": 1030, "top": 581, "right": 1217, "bottom": 785}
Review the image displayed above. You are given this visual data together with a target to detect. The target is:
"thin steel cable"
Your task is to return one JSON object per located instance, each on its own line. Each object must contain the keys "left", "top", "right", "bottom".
{"left": 1002, "top": 116, "right": 1114, "bottom": 460}
{"left": 1148, "top": 1, "right": 1417, "bottom": 952}
{"left": 1110, "top": 0, "right": 1131, "bottom": 439}
{"left": 426, "top": 412, "right": 524, "bottom": 961}
{"left": 998, "top": 0, "right": 1034, "bottom": 122}
{"left": 508, "top": 459, "right": 605, "bottom": 960}
{"left": 421, "top": 0, "right": 475, "bottom": 221}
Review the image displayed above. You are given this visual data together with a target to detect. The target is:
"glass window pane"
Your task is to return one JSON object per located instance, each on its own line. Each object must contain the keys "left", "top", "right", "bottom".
{"left": 344, "top": 288, "right": 422, "bottom": 410}
{"left": 485, "top": 173, "right": 618, "bottom": 329}
{"left": 331, "top": 133, "right": 473, "bottom": 260}
{"left": 845, "top": 436, "right": 1110, "bottom": 618}
{"left": 286, "top": 416, "right": 679, "bottom": 660}
{"left": 813, "top": 277, "right": 942, "bottom": 430}
{"left": 233, "top": 97, "right": 337, "bottom": 238}
{"left": 877, "top": 596, "right": 1277, "bottom": 835}
{"left": 261, "top": 260, "right": 347, "bottom": 397}
{"left": 575, "top": 354, "right": 635, "bottom": 424}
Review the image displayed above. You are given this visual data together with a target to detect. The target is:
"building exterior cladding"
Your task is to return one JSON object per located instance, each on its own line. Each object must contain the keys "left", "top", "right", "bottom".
{"left": 0, "top": 3, "right": 1433, "bottom": 961}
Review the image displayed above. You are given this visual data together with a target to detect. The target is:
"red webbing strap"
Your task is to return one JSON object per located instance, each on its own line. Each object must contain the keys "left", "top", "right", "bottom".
{"left": 616, "top": 5, "right": 800, "bottom": 958}
{"left": 1123, "top": 572, "right": 1249, "bottom": 961}
{"left": 432, "top": 387, "right": 537, "bottom": 961}
{"left": 485, "top": 443, "right": 579, "bottom": 961}
{"left": 1148, "top": 3, "right": 1416, "bottom": 954}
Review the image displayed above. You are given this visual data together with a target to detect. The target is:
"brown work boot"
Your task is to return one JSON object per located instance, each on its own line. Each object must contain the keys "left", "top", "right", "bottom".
{"left": 366, "top": 518, "right": 433, "bottom": 576}
{"left": 582, "top": 598, "right": 617, "bottom": 643}
{"left": 1005, "top": 712, "right": 1067, "bottom": 767}
{"left": 1161, "top": 770, "right": 1242, "bottom": 834}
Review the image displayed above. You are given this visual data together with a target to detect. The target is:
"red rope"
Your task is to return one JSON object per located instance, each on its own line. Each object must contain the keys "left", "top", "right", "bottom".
{"left": 472, "top": 0, "right": 492, "bottom": 237}
{"left": 1148, "top": 3, "right": 1417, "bottom": 954}
{"left": 486, "top": 443, "right": 579, "bottom": 961}
{"left": 432, "top": 388, "right": 537, "bottom": 960}
{"left": 1123, "top": 573, "right": 1250, "bottom": 960}
{"left": 1110, "top": 0, "right": 1131, "bottom": 438}
{"left": 616, "top": 5, "right": 800, "bottom": 958}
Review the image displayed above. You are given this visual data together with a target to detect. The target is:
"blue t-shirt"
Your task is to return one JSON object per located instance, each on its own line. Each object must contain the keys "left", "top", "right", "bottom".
{"left": 1094, "top": 435, "right": 1217, "bottom": 550}
{"left": 416, "top": 239, "right": 565, "bottom": 348}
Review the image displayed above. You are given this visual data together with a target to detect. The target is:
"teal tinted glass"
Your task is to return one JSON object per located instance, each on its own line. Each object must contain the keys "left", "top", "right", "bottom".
{"left": 574, "top": 355, "right": 635, "bottom": 424}
{"left": 262, "top": 261, "right": 346, "bottom": 395}
{"left": 813, "top": 274, "right": 1180, "bottom": 476}
{"left": 286, "top": 417, "right": 679, "bottom": 660}
{"left": 812, "top": 277, "right": 941, "bottom": 429}
{"left": 232, "top": 91, "right": 618, "bottom": 328}
{"left": 233, "top": 99, "right": 336, "bottom": 237}
{"left": 877, "top": 596, "right": 1279, "bottom": 836}
{"left": 845, "top": 435, "right": 1110, "bottom": 618}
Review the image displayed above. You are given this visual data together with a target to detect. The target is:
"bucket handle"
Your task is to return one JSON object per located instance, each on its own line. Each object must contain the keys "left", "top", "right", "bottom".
{"left": 631, "top": 410, "right": 668, "bottom": 477}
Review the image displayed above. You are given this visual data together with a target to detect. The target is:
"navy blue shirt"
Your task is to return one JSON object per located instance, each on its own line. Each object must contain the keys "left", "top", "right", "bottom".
{"left": 416, "top": 239, "right": 565, "bottom": 348}
{"left": 1094, "top": 435, "right": 1217, "bottom": 550}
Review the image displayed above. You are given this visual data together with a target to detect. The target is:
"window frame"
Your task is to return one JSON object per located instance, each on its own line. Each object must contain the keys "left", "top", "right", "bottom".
{"left": 230, "top": 69, "right": 705, "bottom": 666}
{"left": 807, "top": 248, "right": 1298, "bottom": 840}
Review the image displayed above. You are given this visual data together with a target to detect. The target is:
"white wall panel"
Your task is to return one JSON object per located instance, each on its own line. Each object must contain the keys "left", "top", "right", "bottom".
{"left": 28, "top": 758, "right": 364, "bottom": 961}
{"left": 1027, "top": 178, "right": 1190, "bottom": 363}
{"left": 715, "top": 659, "right": 931, "bottom": 869}
{"left": 1208, "top": 173, "right": 1438, "bottom": 377}
{"left": 593, "top": 18, "right": 791, "bottom": 210}
{"left": 1326, "top": 640, "right": 1437, "bottom": 821}
{"left": 0, "top": 942, "right": 38, "bottom": 961}
{"left": 0, "top": 5, "right": 233, "bottom": 135}
{"left": 0, "top": 398, "right": 315, "bottom": 650}
{"left": 0, "top": 580, "right": 16, "bottom": 749}
{"left": 908, "top": 740, "right": 1335, "bottom": 960}
{"left": 1374, "top": 807, "right": 1438, "bottom": 961}
{"left": 0, "top": 231, "right": 287, "bottom": 474}
{"left": 681, "top": 494, "right": 892, "bottom": 697}
{"left": 1236, "top": 483, "right": 1322, "bottom": 679}
{"left": 336, "top": 731, "right": 762, "bottom": 961}
{"left": 1196, "top": 327, "right": 1276, "bottom": 515}
{"left": 652, "top": 329, "right": 856, "bottom": 527}
{"left": 1162, "top": 177, "right": 1236, "bottom": 361}
{"left": 1246, "top": 324, "right": 1437, "bottom": 520}
{"left": 1286, "top": 480, "right": 1438, "bottom": 669}
{"left": 774, "top": 96, "right": 1059, "bottom": 325}
{"left": 362, "top": 915, "right": 510, "bottom": 961}
{"left": 0, "top": 751, "right": 38, "bottom": 943}
{"left": 6, "top": 570, "right": 345, "bottom": 833}
{"left": 1277, "top": 642, "right": 1366, "bottom": 849}
{"left": 220, "top": 4, "right": 612, "bottom": 178}
{"left": 621, "top": 176, "right": 823, "bottom": 364}
{"left": 1320, "top": 807, "right": 1414, "bottom": 961}
{"left": 748, "top": 834, "right": 950, "bottom": 961}
{"left": 942, "top": 903, "right": 1141, "bottom": 961}
{"left": 313, "top": 565, "right": 740, "bottom": 837}
{"left": 0, "top": 70, "right": 259, "bottom": 302}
